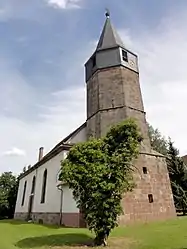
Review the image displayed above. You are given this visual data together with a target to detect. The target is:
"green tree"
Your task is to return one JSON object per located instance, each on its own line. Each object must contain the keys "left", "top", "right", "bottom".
{"left": 167, "top": 140, "right": 187, "bottom": 215}
{"left": 148, "top": 123, "right": 168, "bottom": 155}
{"left": 148, "top": 124, "right": 187, "bottom": 214}
{"left": 0, "top": 172, "right": 18, "bottom": 219}
{"left": 60, "top": 119, "right": 142, "bottom": 246}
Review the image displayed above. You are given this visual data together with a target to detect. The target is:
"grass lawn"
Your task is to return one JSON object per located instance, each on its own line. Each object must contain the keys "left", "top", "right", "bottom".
{"left": 1, "top": 217, "right": 187, "bottom": 249}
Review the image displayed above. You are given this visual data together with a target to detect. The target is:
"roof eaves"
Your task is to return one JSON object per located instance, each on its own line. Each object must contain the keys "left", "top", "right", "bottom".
{"left": 18, "top": 143, "right": 73, "bottom": 180}
{"left": 51, "top": 122, "right": 86, "bottom": 152}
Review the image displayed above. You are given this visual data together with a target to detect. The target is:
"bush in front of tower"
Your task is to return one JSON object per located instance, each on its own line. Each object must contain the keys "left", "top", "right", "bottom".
{"left": 59, "top": 118, "right": 142, "bottom": 246}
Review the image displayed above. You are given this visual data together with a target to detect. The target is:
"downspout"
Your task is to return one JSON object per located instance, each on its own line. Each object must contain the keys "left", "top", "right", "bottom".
{"left": 57, "top": 184, "right": 63, "bottom": 226}
{"left": 60, "top": 188, "right": 63, "bottom": 226}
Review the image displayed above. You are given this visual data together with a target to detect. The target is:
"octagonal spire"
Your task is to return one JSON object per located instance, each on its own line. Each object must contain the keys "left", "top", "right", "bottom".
{"left": 96, "top": 11, "right": 125, "bottom": 51}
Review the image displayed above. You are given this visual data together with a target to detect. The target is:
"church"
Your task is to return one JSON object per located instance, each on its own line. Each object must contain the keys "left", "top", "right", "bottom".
{"left": 14, "top": 12, "right": 176, "bottom": 227}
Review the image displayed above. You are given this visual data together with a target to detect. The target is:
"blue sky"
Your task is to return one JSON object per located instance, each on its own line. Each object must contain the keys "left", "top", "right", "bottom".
{"left": 0, "top": 0, "right": 187, "bottom": 173}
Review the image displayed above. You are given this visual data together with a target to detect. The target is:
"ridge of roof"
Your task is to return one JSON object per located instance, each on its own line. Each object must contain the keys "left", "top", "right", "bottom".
{"left": 52, "top": 122, "right": 86, "bottom": 151}
{"left": 18, "top": 122, "right": 86, "bottom": 180}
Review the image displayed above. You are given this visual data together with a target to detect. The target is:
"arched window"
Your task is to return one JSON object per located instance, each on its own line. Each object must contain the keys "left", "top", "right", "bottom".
{"left": 31, "top": 176, "right": 36, "bottom": 194}
{"left": 21, "top": 181, "right": 27, "bottom": 206}
{"left": 41, "top": 169, "right": 47, "bottom": 203}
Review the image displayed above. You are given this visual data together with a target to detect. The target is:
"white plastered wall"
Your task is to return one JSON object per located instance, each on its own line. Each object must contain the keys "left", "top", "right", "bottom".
{"left": 15, "top": 170, "right": 36, "bottom": 213}
{"left": 15, "top": 150, "right": 79, "bottom": 214}
{"left": 66, "top": 125, "right": 87, "bottom": 144}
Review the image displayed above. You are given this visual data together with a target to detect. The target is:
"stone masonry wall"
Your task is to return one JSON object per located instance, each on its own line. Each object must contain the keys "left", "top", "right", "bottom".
{"left": 86, "top": 66, "right": 151, "bottom": 150}
{"left": 119, "top": 153, "right": 176, "bottom": 225}
{"left": 14, "top": 212, "right": 84, "bottom": 227}
{"left": 86, "top": 65, "right": 176, "bottom": 224}
{"left": 14, "top": 212, "right": 28, "bottom": 221}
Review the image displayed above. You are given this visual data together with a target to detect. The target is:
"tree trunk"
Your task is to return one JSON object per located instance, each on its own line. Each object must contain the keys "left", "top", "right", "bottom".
{"left": 182, "top": 203, "right": 186, "bottom": 216}
{"left": 94, "top": 237, "right": 107, "bottom": 246}
{"left": 94, "top": 233, "right": 108, "bottom": 246}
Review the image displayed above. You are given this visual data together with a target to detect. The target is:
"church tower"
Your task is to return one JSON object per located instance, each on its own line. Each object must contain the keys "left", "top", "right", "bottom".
{"left": 85, "top": 12, "right": 150, "bottom": 152}
{"left": 85, "top": 12, "right": 176, "bottom": 224}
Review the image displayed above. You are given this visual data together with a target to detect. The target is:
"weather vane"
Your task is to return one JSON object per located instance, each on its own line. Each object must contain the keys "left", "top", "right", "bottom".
{"left": 105, "top": 8, "right": 110, "bottom": 18}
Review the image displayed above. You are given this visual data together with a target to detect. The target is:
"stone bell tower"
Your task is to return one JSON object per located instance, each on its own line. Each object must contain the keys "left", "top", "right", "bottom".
{"left": 85, "top": 12, "right": 176, "bottom": 224}
{"left": 85, "top": 12, "right": 150, "bottom": 152}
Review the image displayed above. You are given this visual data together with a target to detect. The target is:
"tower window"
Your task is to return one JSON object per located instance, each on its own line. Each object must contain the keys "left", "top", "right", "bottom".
{"left": 21, "top": 181, "right": 27, "bottom": 206}
{"left": 148, "top": 194, "right": 154, "bottom": 203}
{"left": 92, "top": 55, "right": 96, "bottom": 68}
{"left": 31, "top": 176, "right": 36, "bottom": 194}
{"left": 122, "top": 49, "right": 128, "bottom": 62}
{"left": 41, "top": 169, "right": 47, "bottom": 204}
{"left": 143, "top": 167, "right": 148, "bottom": 174}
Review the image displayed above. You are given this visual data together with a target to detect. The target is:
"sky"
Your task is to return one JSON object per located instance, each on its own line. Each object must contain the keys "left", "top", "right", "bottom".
{"left": 0, "top": 0, "right": 187, "bottom": 174}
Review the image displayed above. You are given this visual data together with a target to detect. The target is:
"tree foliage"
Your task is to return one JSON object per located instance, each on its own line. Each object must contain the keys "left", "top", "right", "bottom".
{"left": 148, "top": 123, "right": 187, "bottom": 214}
{"left": 59, "top": 119, "right": 142, "bottom": 246}
{"left": 0, "top": 172, "right": 18, "bottom": 219}
{"left": 148, "top": 123, "right": 168, "bottom": 155}
{"left": 166, "top": 140, "right": 187, "bottom": 214}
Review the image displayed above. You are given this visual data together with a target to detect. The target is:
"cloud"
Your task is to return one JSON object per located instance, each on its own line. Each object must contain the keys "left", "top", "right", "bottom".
{"left": 0, "top": 27, "right": 93, "bottom": 174}
{"left": 1, "top": 1, "right": 187, "bottom": 175}
{"left": 47, "top": 0, "right": 82, "bottom": 9}
{"left": 119, "top": 8, "right": 187, "bottom": 155}
{"left": 2, "top": 148, "right": 26, "bottom": 157}
{"left": 0, "top": 84, "right": 86, "bottom": 173}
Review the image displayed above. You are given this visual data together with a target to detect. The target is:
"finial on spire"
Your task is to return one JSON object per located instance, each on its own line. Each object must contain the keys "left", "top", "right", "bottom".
{"left": 105, "top": 8, "right": 110, "bottom": 18}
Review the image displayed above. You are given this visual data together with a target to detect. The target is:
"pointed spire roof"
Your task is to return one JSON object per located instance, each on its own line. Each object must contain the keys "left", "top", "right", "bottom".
{"left": 96, "top": 11, "right": 125, "bottom": 51}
